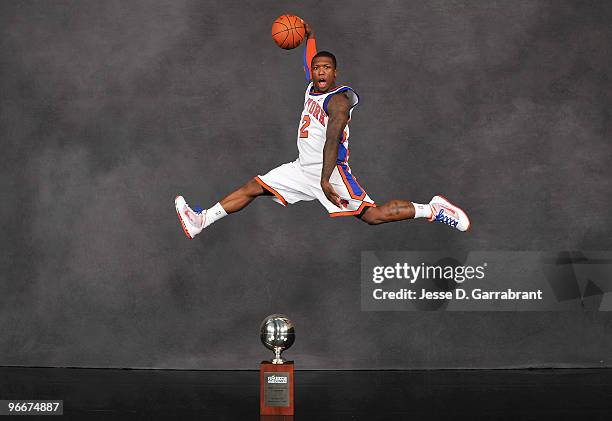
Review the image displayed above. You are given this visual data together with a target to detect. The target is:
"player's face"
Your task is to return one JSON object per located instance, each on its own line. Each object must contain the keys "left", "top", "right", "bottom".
{"left": 311, "top": 57, "right": 337, "bottom": 93}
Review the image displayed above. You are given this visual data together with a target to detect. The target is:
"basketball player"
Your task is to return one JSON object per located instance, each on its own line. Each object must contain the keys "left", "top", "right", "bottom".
{"left": 175, "top": 20, "right": 470, "bottom": 239}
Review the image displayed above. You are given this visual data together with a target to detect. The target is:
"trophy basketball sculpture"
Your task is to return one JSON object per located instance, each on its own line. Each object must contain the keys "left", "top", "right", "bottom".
{"left": 259, "top": 314, "right": 295, "bottom": 416}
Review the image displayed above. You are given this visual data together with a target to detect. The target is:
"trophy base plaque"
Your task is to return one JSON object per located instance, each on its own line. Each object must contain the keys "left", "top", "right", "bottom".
{"left": 260, "top": 361, "right": 294, "bottom": 416}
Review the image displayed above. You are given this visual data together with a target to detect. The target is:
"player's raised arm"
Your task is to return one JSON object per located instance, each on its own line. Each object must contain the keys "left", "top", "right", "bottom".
{"left": 302, "top": 20, "right": 317, "bottom": 82}
{"left": 321, "top": 93, "right": 351, "bottom": 207}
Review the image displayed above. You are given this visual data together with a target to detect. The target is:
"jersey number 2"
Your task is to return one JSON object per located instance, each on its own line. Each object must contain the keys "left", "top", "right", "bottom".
{"left": 299, "top": 115, "right": 310, "bottom": 138}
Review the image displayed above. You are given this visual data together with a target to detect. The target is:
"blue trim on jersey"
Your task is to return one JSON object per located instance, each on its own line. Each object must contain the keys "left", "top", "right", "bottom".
{"left": 308, "top": 85, "right": 347, "bottom": 96}
{"left": 339, "top": 164, "right": 363, "bottom": 197}
{"left": 303, "top": 45, "right": 311, "bottom": 82}
{"left": 337, "top": 143, "right": 348, "bottom": 164}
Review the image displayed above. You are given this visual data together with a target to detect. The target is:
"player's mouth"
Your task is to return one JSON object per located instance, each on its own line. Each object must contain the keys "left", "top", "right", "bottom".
{"left": 317, "top": 79, "right": 328, "bottom": 89}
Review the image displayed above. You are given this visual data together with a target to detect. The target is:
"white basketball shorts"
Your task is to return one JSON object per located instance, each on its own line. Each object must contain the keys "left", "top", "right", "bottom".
{"left": 255, "top": 160, "right": 376, "bottom": 217}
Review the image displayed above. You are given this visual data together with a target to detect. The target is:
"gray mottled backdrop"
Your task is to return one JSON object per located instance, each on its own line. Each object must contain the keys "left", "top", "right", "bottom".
{"left": 1, "top": 0, "right": 611, "bottom": 369}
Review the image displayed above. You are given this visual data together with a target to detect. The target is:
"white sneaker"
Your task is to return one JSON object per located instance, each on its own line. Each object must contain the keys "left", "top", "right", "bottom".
{"left": 428, "top": 195, "right": 470, "bottom": 232}
{"left": 174, "top": 195, "right": 205, "bottom": 239}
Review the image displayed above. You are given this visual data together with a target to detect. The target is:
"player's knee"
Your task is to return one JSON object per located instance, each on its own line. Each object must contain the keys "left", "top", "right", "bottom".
{"left": 359, "top": 208, "right": 383, "bottom": 225}
{"left": 243, "top": 178, "right": 264, "bottom": 197}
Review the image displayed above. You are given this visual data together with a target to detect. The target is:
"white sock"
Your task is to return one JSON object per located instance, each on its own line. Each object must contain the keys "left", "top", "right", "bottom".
{"left": 412, "top": 202, "right": 432, "bottom": 219}
{"left": 203, "top": 202, "right": 228, "bottom": 228}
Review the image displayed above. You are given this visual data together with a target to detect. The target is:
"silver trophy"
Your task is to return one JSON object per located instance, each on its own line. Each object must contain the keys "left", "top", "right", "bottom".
{"left": 260, "top": 314, "right": 295, "bottom": 364}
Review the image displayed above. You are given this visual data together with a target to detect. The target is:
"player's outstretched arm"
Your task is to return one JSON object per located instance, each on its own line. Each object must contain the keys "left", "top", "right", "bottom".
{"left": 321, "top": 93, "right": 351, "bottom": 207}
{"left": 301, "top": 19, "right": 317, "bottom": 82}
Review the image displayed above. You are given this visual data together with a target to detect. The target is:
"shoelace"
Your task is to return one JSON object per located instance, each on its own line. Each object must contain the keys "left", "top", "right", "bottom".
{"left": 185, "top": 205, "right": 205, "bottom": 229}
{"left": 434, "top": 208, "right": 459, "bottom": 228}
{"left": 193, "top": 205, "right": 206, "bottom": 229}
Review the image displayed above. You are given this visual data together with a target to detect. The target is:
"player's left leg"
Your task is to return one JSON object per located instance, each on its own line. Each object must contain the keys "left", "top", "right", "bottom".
{"left": 358, "top": 195, "right": 470, "bottom": 231}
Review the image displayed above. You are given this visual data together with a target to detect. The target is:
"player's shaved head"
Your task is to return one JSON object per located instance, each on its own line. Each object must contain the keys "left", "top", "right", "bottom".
{"left": 312, "top": 51, "right": 337, "bottom": 68}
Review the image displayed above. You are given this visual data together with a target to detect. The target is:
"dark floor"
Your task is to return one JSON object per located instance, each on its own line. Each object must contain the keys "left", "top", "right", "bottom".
{"left": 1, "top": 367, "right": 611, "bottom": 420}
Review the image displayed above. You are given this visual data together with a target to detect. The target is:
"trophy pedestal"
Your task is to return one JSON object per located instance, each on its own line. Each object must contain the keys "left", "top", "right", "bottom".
{"left": 260, "top": 361, "right": 294, "bottom": 416}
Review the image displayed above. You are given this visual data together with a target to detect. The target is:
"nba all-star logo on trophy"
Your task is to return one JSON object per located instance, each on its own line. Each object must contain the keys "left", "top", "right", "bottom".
{"left": 267, "top": 375, "right": 288, "bottom": 384}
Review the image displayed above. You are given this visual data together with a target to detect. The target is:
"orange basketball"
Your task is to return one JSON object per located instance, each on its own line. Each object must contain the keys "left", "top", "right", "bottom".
{"left": 271, "top": 14, "right": 305, "bottom": 50}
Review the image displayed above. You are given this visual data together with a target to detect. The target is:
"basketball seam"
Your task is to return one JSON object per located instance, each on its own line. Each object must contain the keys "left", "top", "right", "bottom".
{"left": 272, "top": 28, "right": 290, "bottom": 37}
{"left": 285, "top": 15, "right": 295, "bottom": 48}
{"left": 275, "top": 19, "right": 289, "bottom": 31}
{"left": 281, "top": 30, "right": 290, "bottom": 48}
{"left": 292, "top": 15, "right": 299, "bottom": 32}
{"left": 290, "top": 15, "right": 297, "bottom": 31}
{"left": 293, "top": 16, "right": 304, "bottom": 41}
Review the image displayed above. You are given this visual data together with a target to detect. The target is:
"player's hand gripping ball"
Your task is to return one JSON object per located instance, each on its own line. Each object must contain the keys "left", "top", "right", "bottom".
{"left": 271, "top": 14, "right": 305, "bottom": 50}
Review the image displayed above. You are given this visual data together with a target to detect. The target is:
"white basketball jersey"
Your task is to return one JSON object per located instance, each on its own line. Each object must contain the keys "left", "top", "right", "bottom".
{"left": 296, "top": 82, "right": 359, "bottom": 170}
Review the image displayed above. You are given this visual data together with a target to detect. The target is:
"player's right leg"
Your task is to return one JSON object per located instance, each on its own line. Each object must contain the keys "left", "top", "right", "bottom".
{"left": 175, "top": 161, "right": 315, "bottom": 239}
{"left": 175, "top": 178, "right": 269, "bottom": 239}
